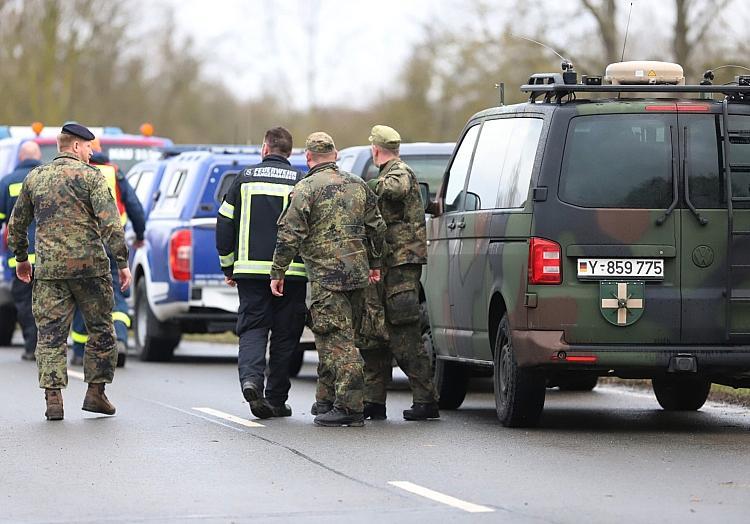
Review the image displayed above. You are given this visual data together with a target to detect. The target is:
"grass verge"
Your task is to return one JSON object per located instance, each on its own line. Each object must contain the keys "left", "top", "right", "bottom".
{"left": 183, "top": 332, "right": 238, "bottom": 344}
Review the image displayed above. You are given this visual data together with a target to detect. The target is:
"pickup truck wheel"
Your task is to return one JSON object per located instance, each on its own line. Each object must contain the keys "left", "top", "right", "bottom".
{"left": 134, "top": 279, "right": 180, "bottom": 362}
{"left": 557, "top": 374, "right": 599, "bottom": 391}
{"left": 652, "top": 375, "right": 711, "bottom": 411}
{"left": 422, "top": 320, "right": 468, "bottom": 410}
{"left": 493, "top": 313, "right": 545, "bottom": 427}
{"left": 0, "top": 304, "right": 16, "bottom": 346}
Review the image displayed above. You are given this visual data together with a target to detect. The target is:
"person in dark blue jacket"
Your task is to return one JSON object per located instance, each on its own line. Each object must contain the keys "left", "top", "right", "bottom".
{"left": 70, "top": 148, "right": 145, "bottom": 367}
{"left": 0, "top": 141, "right": 42, "bottom": 360}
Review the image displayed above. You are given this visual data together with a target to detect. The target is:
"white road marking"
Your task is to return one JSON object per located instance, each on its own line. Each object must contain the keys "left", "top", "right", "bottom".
{"left": 388, "top": 481, "right": 494, "bottom": 513}
{"left": 68, "top": 370, "right": 84, "bottom": 381}
{"left": 193, "top": 407, "right": 265, "bottom": 428}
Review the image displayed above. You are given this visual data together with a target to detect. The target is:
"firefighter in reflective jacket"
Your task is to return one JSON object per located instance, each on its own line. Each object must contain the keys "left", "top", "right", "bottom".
{"left": 216, "top": 127, "right": 307, "bottom": 419}
{"left": 70, "top": 138, "right": 146, "bottom": 367}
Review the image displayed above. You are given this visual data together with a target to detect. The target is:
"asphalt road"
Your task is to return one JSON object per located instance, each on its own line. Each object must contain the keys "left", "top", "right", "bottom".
{"left": 1, "top": 340, "right": 750, "bottom": 524}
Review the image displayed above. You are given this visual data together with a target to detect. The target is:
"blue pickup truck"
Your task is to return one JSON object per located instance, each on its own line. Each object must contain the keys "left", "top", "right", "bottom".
{"left": 127, "top": 147, "right": 308, "bottom": 363}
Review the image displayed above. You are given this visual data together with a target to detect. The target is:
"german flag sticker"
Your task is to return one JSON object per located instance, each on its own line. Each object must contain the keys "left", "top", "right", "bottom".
{"left": 579, "top": 261, "right": 588, "bottom": 273}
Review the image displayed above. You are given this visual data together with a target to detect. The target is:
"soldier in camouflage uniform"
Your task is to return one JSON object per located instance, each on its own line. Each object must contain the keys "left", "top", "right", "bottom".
{"left": 7, "top": 123, "right": 131, "bottom": 421}
{"left": 270, "top": 131, "right": 386, "bottom": 427}
{"left": 360, "top": 125, "right": 440, "bottom": 421}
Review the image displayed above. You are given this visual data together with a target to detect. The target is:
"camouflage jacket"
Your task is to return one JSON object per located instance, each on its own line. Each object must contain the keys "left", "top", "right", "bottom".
{"left": 7, "top": 153, "right": 128, "bottom": 279}
{"left": 271, "top": 162, "right": 386, "bottom": 291}
{"left": 373, "top": 158, "right": 427, "bottom": 267}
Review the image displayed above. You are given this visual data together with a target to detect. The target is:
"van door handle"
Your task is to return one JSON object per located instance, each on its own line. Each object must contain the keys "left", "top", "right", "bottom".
{"left": 447, "top": 221, "right": 456, "bottom": 230}
{"left": 456, "top": 221, "right": 466, "bottom": 229}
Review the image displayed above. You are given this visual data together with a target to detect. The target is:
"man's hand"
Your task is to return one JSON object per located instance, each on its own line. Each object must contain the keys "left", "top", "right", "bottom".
{"left": 16, "top": 260, "right": 32, "bottom": 284}
{"left": 132, "top": 239, "right": 145, "bottom": 250}
{"left": 368, "top": 269, "right": 381, "bottom": 284}
{"left": 119, "top": 267, "right": 132, "bottom": 292}
{"left": 270, "top": 278, "right": 284, "bottom": 297}
{"left": 224, "top": 275, "right": 236, "bottom": 287}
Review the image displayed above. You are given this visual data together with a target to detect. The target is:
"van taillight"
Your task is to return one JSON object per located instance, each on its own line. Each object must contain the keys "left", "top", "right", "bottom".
{"left": 169, "top": 229, "right": 192, "bottom": 281}
{"left": 528, "top": 237, "right": 562, "bottom": 285}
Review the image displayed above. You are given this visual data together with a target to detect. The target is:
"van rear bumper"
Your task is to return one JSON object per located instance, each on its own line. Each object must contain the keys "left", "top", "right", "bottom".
{"left": 512, "top": 329, "right": 750, "bottom": 371}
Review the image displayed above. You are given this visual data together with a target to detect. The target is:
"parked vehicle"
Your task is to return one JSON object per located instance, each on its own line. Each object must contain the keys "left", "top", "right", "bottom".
{"left": 129, "top": 147, "right": 310, "bottom": 371}
{"left": 337, "top": 142, "right": 454, "bottom": 199}
{"left": 0, "top": 123, "right": 171, "bottom": 346}
{"left": 422, "top": 61, "right": 750, "bottom": 427}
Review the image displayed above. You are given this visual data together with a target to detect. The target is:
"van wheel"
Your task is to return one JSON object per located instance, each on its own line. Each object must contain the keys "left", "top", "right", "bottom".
{"left": 0, "top": 304, "right": 16, "bottom": 346}
{"left": 134, "top": 279, "right": 180, "bottom": 362}
{"left": 422, "top": 321, "right": 468, "bottom": 410}
{"left": 652, "top": 376, "right": 711, "bottom": 411}
{"left": 494, "top": 314, "right": 545, "bottom": 427}
{"left": 557, "top": 374, "right": 598, "bottom": 391}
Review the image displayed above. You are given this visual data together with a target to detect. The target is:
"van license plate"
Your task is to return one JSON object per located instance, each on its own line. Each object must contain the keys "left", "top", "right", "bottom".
{"left": 577, "top": 258, "right": 664, "bottom": 280}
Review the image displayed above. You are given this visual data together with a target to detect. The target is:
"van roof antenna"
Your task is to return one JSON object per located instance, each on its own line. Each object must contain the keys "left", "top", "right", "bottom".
{"left": 511, "top": 34, "right": 573, "bottom": 72}
{"left": 620, "top": 2, "right": 634, "bottom": 62}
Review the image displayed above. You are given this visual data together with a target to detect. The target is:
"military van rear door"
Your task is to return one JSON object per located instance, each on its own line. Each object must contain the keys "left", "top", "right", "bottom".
{"left": 535, "top": 107, "right": 681, "bottom": 344}
{"left": 679, "top": 106, "right": 750, "bottom": 343}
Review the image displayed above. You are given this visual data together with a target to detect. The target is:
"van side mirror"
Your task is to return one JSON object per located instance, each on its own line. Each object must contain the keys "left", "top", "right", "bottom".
{"left": 419, "top": 181, "right": 439, "bottom": 215}
{"left": 463, "top": 191, "right": 481, "bottom": 211}
{"left": 419, "top": 182, "right": 430, "bottom": 209}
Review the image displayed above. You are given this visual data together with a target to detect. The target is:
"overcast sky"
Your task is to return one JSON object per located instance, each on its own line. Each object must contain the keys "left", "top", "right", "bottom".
{"left": 161, "top": 0, "right": 454, "bottom": 109}
{"left": 158, "top": 0, "right": 748, "bottom": 109}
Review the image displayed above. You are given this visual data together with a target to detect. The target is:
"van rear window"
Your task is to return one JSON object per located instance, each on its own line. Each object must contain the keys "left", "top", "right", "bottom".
{"left": 559, "top": 114, "right": 673, "bottom": 208}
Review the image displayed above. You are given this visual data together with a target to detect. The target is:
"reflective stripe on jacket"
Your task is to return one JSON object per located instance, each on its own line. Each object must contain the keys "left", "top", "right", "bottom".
{"left": 216, "top": 155, "right": 307, "bottom": 281}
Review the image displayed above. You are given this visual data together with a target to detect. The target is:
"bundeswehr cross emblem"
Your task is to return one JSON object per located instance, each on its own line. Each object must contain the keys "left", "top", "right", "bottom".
{"left": 600, "top": 281, "right": 645, "bottom": 326}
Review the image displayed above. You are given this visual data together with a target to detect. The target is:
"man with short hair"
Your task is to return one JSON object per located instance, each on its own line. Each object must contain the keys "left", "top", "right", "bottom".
{"left": 8, "top": 123, "right": 131, "bottom": 421}
{"left": 271, "top": 132, "right": 386, "bottom": 427}
{"left": 216, "top": 127, "right": 307, "bottom": 419}
{"left": 0, "top": 141, "right": 42, "bottom": 360}
{"left": 360, "top": 124, "right": 440, "bottom": 421}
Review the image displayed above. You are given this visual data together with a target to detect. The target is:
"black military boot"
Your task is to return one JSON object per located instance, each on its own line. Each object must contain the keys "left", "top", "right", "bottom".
{"left": 314, "top": 407, "right": 364, "bottom": 427}
{"left": 403, "top": 402, "right": 440, "bottom": 421}
{"left": 363, "top": 402, "right": 387, "bottom": 420}
{"left": 310, "top": 400, "right": 333, "bottom": 415}
{"left": 82, "top": 383, "right": 116, "bottom": 415}
{"left": 248, "top": 399, "right": 274, "bottom": 419}
{"left": 241, "top": 381, "right": 262, "bottom": 403}
{"left": 269, "top": 403, "right": 293, "bottom": 417}
{"left": 44, "top": 389, "right": 64, "bottom": 421}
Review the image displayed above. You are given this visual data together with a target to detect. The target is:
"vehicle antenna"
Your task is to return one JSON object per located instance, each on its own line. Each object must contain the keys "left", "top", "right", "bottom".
{"left": 620, "top": 2, "right": 634, "bottom": 62}
{"left": 511, "top": 34, "right": 573, "bottom": 71}
{"left": 701, "top": 65, "right": 750, "bottom": 87}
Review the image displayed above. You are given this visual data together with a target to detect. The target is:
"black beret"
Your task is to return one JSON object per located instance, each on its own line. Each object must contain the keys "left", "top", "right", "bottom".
{"left": 61, "top": 123, "right": 95, "bottom": 141}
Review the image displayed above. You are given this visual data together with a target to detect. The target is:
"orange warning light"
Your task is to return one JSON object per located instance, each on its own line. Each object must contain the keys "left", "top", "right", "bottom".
{"left": 31, "top": 121, "right": 44, "bottom": 136}
{"left": 140, "top": 123, "right": 154, "bottom": 137}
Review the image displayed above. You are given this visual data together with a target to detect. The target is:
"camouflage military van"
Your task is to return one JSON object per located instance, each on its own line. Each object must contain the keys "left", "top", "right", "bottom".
{"left": 422, "top": 61, "right": 750, "bottom": 427}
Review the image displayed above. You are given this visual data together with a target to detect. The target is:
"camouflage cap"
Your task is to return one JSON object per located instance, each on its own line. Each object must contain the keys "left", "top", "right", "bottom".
{"left": 305, "top": 131, "right": 336, "bottom": 153}
{"left": 368, "top": 125, "right": 401, "bottom": 150}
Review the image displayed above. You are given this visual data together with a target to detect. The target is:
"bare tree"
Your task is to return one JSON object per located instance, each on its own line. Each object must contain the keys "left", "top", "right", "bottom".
{"left": 673, "top": 0, "right": 732, "bottom": 80}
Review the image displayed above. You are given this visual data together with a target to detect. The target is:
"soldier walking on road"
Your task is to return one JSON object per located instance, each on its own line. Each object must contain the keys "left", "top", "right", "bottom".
{"left": 360, "top": 125, "right": 440, "bottom": 421}
{"left": 0, "top": 141, "right": 42, "bottom": 361}
{"left": 216, "top": 127, "right": 307, "bottom": 419}
{"left": 270, "top": 132, "right": 386, "bottom": 427}
{"left": 7, "top": 123, "right": 131, "bottom": 421}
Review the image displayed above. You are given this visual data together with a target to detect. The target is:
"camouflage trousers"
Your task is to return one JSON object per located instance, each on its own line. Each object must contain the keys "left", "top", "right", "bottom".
{"left": 32, "top": 275, "right": 116, "bottom": 389}
{"left": 360, "top": 264, "right": 438, "bottom": 404}
{"left": 310, "top": 282, "right": 365, "bottom": 413}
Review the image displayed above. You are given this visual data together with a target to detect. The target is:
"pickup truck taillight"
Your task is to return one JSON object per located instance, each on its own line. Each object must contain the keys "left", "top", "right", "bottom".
{"left": 528, "top": 237, "right": 561, "bottom": 285}
{"left": 169, "top": 229, "right": 192, "bottom": 281}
